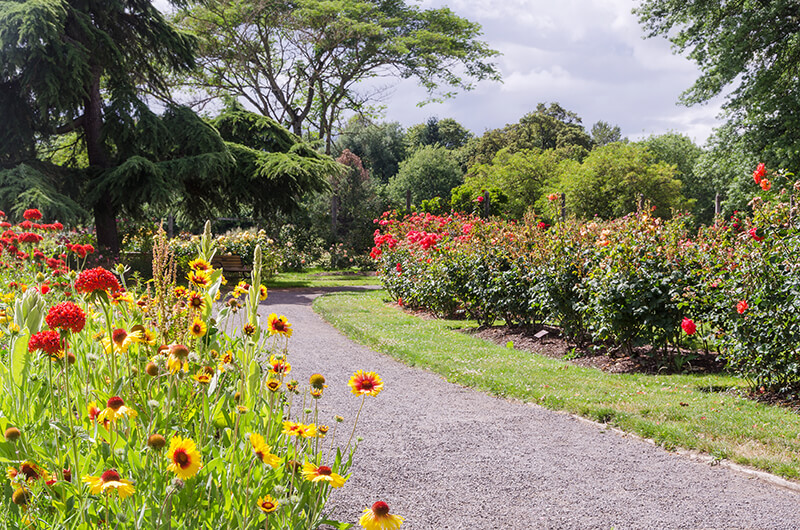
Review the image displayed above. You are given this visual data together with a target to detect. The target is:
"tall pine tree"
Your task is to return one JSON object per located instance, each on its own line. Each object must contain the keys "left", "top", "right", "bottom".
{"left": 0, "top": 1, "right": 337, "bottom": 252}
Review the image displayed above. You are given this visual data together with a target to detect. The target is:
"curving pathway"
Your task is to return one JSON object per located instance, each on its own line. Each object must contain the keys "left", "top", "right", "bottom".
{"left": 261, "top": 288, "right": 800, "bottom": 530}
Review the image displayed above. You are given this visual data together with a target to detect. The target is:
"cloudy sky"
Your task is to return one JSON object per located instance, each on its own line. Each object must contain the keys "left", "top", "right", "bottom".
{"left": 158, "top": 0, "right": 727, "bottom": 146}
{"left": 379, "top": 0, "right": 726, "bottom": 145}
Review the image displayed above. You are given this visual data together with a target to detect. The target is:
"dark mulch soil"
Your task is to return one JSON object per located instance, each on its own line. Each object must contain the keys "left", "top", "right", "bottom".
{"left": 464, "top": 324, "right": 725, "bottom": 376}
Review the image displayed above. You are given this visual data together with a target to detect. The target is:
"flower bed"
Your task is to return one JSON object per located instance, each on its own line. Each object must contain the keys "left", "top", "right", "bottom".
{"left": 0, "top": 212, "right": 400, "bottom": 529}
{"left": 371, "top": 166, "right": 800, "bottom": 392}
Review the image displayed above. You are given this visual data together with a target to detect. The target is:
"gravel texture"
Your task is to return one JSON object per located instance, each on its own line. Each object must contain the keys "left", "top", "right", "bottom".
{"left": 262, "top": 288, "right": 800, "bottom": 530}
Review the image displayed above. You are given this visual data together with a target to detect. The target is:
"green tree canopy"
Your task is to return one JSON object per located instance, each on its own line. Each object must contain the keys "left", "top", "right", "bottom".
{"left": 406, "top": 117, "right": 473, "bottom": 150}
{"left": 0, "top": 2, "right": 338, "bottom": 251}
{"left": 336, "top": 118, "right": 407, "bottom": 184}
{"left": 561, "top": 142, "right": 686, "bottom": 219}
{"left": 462, "top": 147, "right": 574, "bottom": 218}
{"left": 463, "top": 103, "right": 592, "bottom": 167}
{"left": 638, "top": 132, "right": 711, "bottom": 223}
{"left": 590, "top": 121, "right": 623, "bottom": 147}
{"left": 387, "top": 145, "right": 463, "bottom": 207}
{"left": 635, "top": 0, "right": 800, "bottom": 171}
{"left": 174, "top": 0, "right": 500, "bottom": 153}
{"left": 0, "top": 0, "right": 196, "bottom": 250}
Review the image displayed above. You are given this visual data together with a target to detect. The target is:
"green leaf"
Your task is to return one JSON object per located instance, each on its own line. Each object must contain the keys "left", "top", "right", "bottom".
{"left": 10, "top": 332, "right": 31, "bottom": 388}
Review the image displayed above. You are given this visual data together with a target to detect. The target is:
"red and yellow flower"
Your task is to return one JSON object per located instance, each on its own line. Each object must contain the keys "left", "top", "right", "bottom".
{"left": 267, "top": 313, "right": 292, "bottom": 338}
{"left": 188, "top": 318, "right": 207, "bottom": 338}
{"left": 348, "top": 370, "right": 384, "bottom": 397}
{"left": 282, "top": 421, "right": 317, "bottom": 438}
{"left": 301, "top": 462, "right": 346, "bottom": 488}
{"left": 359, "top": 501, "right": 405, "bottom": 530}
{"left": 82, "top": 469, "right": 135, "bottom": 499}
{"left": 256, "top": 494, "right": 279, "bottom": 513}
{"left": 250, "top": 433, "right": 280, "bottom": 468}
{"left": 166, "top": 436, "right": 202, "bottom": 480}
{"left": 97, "top": 396, "right": 137, "bottom": 423}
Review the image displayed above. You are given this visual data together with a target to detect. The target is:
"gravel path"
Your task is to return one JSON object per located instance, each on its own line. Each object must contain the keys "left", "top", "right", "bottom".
{"left": 262, "top": 288, "right": 800, "bottom": 530}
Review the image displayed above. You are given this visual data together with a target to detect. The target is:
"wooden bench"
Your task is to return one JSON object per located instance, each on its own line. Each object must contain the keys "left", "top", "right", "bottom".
{"left": 211, "top": 254, "right": 252, "bottom": 278}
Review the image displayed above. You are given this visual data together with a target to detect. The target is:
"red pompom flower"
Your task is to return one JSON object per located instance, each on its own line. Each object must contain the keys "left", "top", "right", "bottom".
{"left": 29, "top": 330, "right": 63, "bottom": 358}
{"left": 45, "top": 302, "right": 86, "bottom": 334}
{"left": 681, "top": 317, "right": 696, "bottom": 336}
{"left": 75, "top": 267, "right": 121, "bottom": 295}
{"left": 23, "top": 209, "right": 42, "bottom": 221}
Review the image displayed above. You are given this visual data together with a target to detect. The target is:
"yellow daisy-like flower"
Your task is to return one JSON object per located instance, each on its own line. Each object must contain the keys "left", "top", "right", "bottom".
{"left": 167, "top": 354, "right": 188, "bottom": 374}
{"left": 186, "top": 291, "right": 205, "bottom": 312}
{"left": 348, "top": 370, "right": 384, "bottom": 397}
{"left": 102, "top": 328, "right": 143, "bottom": 355}
{"left": 18, "top": 460, "right": 50, "bottom": 482}
{"left": 97, "top": 396, "right": 138, "bottom": 423}
{"left": 232, "top": 281, "right": 249, "bottom": 299}
{"left": 218, "top": 350, "right": 234, "bottom": 371}
{"left": 166, "top": 436, "right": 202, "bottom": 480}
{"left": 188, "top": 258, "right": 212, "bottom": 272}
{"left": 131, "top": 324, "right": 157, "bottom": 346}
{"left": 256, "top": 494, "right": 279, "bottom": 513}
{"left": 268, "top": 355, "right": 291, "bottom": 376}
{"left": 359, "top": 501, "right": 405, "bottom": 530}
{"left": 259, "top": 284, "right": 268, "bottom": 301}
{"left": 250, "top": 434, "right": 280, "bottom": 469}
{"left": 174, "top": 286, "right": 188, "bottom": 298}
{"left": 188, "top": 318, "right": 207, "bottom": 338}
{"left": 192, "top": 372, "right": 211, "bottom": 384}
{"left": 266, "top": 379, "right": 282, "bottom": 392}
{"left": 282, "top": 421, "right": 317, "bottom": 438}
{"left": 111, "top": 291, "right": 134, "bottom": 306}
{"left": 82, "top": 469, "right": 135, "bottom": 499}
{"left": 301, "top": 462, "right": 346, "bottom": 488}
{"left": 188, "top": 270, "right": 211, "bottom": 289}
{"left": 267, "top": 313, "right": 292, "bottom": 338}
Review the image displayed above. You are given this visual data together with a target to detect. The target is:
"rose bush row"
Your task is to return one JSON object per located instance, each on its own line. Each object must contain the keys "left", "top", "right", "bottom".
{"left": 372, "top": 166, "right": 800, "bottom": 392}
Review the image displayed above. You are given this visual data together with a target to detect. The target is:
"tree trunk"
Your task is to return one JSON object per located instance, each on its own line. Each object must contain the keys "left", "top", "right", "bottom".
{"left": 83, "top": 67, "right": 119, "bottom": 255}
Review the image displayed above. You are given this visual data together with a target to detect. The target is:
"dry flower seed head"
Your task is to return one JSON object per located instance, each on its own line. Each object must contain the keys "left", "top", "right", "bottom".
{"left": 158, "top": 344, "right": 169, "bottom": 355}
{"left": 148, "top": 434, "right": 167, "bottom": 450}
{"left": 67, "top": 352, "right": 76, "bottom": 365}
{"left": 4, "top": 427, "right": 20, "bottom": 442}
{"left": 145, "top": 362, "right": 159, "bottom": 376}
{"left": 170, "top": 478, "right": 185, "bottom": 491}
{"left": 286, "top": 460, "right": 301, "bottom": 473}
{"left": 234, "top": 391, "right": 241, "bottom": 402}
{"left": 11, "top": 488, "right": 29, "bottom": 506}
{"left": 62, "top": 468, "right": 72, "bottom": 482}
{"left": 170, "top": 344, "right": 190, "bottom": 360}
{"left": 309, "top": 373, "right": 326, "bottom": 389}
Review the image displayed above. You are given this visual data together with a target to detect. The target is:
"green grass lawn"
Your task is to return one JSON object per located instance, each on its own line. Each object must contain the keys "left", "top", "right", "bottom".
{"left": 264, "top": 268, "right": 379, "bottom": 289}
{"left": 314, "top": 289, "right": 800, "bottom": 480}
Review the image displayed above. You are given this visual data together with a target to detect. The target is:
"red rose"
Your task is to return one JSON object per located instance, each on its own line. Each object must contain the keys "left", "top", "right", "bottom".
{"left": 753, "top": 163, "right": 766, "bottom": 184}
{"left": 681, "top": 318, "right": 696, "bottom": 335}
{"left": 737, "top": 300, "right": 748, "bottom": 314}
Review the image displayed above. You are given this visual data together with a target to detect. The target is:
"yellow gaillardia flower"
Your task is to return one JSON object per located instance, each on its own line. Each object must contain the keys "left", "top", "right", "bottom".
{"left": 188, "top": 270, "right": 211, "bottom": 289}
{"left": 268, "top": 355, "right": 291, "bottom": 376}
{"left": 348, "top": 371, "right": 384, "bottom": 397}
{"left": 97, "top": 396, "right": 137, "bottom": 423}
{"left": 259, "top": 285, "right": 268, "bottom": 301}
{"left": 192, "top": 372, "right": 212, "bottom": 384}
{"left": 256, "top": 494, "right": 279, "bottom": 513}
{"left": 359, "top": 501, "right": 405, "bottom": 530}
{"left": 267, "top": 313, "right": 292, "bottom": 338}
{"left": 186, "top": 291, "right": 205, "bottom": 312}
{"left": 301, "top": 462, "right": 346, "bottom": 488}
{"left": 188, "top": 258, "right": 212, "bottom": 272}
{"left": 218, "top": 350, "right": 234, "bottom": 371}
{"left": 102, "top": 328, "right": 143, "bottom": 355}
{"left": 282, "top": 421, "right": 316, "bottom": 438}
{"left": 188, "top": 318, "right": 207, "bottom": 338}
{"left": 82, "top": 469, "right": 135, "bottom": 499}
{"left": 249, "top": 434, "right": 280, "bottom": 468}
{"left": 167, "top": 436, "right": 202, "bottom": 480}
